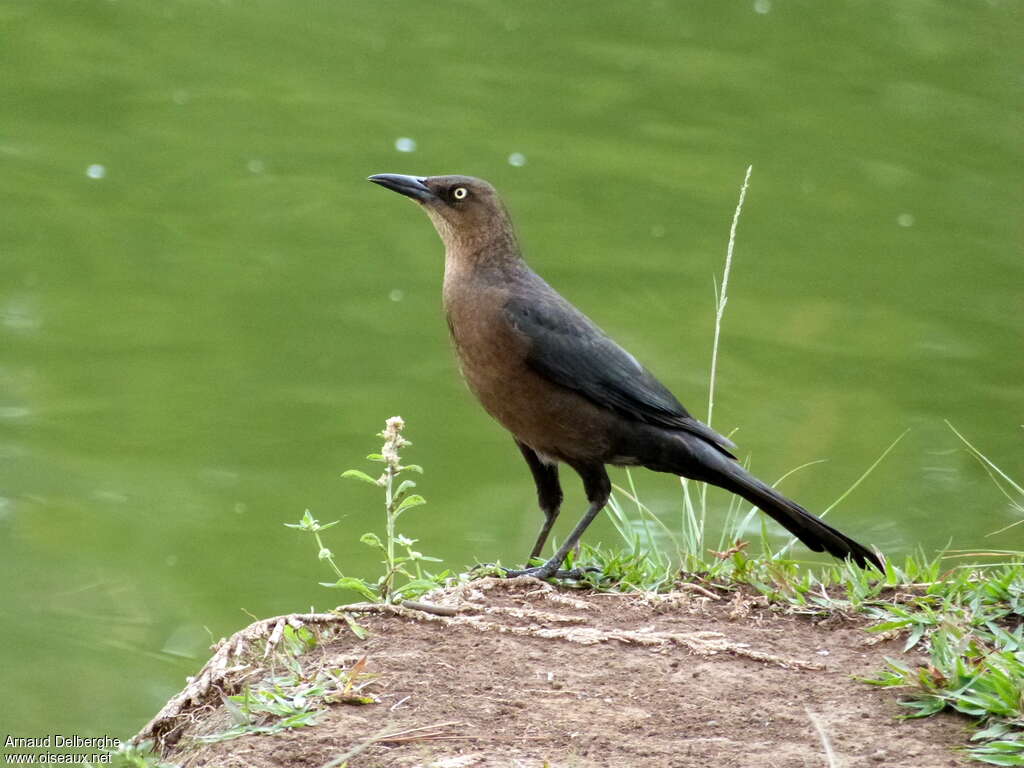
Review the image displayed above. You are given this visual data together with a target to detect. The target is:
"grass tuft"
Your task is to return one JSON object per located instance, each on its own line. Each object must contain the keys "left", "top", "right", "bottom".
{"left": 199, "top": 627, "right": 377, "bottom": 744}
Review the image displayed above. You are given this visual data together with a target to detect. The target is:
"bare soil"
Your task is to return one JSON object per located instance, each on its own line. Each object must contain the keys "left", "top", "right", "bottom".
{"left": 139, "top": 577, "right": 970, "bottom": 768}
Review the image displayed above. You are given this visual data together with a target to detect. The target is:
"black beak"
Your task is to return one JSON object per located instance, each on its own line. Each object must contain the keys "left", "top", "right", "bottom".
{"left": 367, "top": 173, "right": 434, "bottom": 202}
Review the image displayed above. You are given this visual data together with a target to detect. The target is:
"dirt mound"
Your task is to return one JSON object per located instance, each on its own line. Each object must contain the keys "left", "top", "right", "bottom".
{"left": 139, "top": 577, "right": 968, "bottom": 767}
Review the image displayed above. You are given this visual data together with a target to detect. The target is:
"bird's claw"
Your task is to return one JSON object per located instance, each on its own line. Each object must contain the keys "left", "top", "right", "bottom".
{"left": 467, "top": 561, "right": 600, "bottom": 581}
{"left": 503, "top": 564, "right": 600, "bottom": 581}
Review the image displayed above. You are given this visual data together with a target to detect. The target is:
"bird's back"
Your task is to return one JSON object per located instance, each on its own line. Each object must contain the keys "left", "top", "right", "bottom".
{"left": 444, "top": 254, "right": 734, "bottom": 462}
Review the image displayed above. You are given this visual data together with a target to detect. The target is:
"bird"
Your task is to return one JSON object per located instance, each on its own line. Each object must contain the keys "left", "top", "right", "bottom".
{"left": 367, "top": 173, "right": 884, "bottom": 578}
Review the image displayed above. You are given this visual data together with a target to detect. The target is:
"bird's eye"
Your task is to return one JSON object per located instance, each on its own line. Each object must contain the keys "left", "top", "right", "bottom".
{"left": 452, "top": 187, "right": 468, "bottom": 200}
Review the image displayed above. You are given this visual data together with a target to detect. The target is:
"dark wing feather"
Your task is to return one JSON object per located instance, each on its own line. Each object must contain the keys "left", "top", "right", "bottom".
{"left": 504, "top": 294, "right": 736, "bottom": 457}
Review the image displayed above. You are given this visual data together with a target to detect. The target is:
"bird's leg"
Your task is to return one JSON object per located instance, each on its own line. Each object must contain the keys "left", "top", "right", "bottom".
{"left": 515, "top": 440, "right": 563, "bottom": 561}
{"left": 508, "top": 463, "right": 610, "bottom": 580}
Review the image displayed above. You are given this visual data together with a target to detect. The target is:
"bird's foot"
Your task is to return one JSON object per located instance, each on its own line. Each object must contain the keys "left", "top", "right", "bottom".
{"left": 503, "top": 564, "right": 600, "bottom": 581}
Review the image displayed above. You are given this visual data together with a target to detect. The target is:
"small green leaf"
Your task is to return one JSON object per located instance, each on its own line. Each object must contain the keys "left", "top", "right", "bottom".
{"left": 285, "top": 508, "right": 318, "bottom": 530}
{"left": 395, "top": 479, "right": 417, "bottom": 498}
{"left": 401, "top": 464, "right": 424, "bottom": 474}
{"left": 868, "top": 619, "right": 912, "bottom": 632}
{"left": 899, "top": 696, "right": 946, "bottom": 718}
{"left": 393, "top": 578, "right": 446, "bottom": 600}
{"left": 283, "top": 625, "right": 317, "bottom": 656}
{"left": 221, "top": 692, "right": 250, "bottom": 726}
{"left": 360, "top": 532, "right": 383, "bottom": 549}
{"left": 904, "top": 624, "right": 926, "bottom": 652}
{"left": 970, "top": 752, "right": 1024, "bottom": 767}
{"left": 342, "top": 469, "right": 381, "bottom": 486}
{"left": 340, "top": 613, "right": 369, "bottom": 640}
{"left": 323, "top": 577, "right": 379, "bottom": 601}
{"left": 396, "top": 494, "right": 426, "bottom": 513}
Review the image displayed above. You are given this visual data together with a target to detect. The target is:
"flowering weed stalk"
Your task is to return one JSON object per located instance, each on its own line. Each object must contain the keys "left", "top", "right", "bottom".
{"left": 288, "top": 417, "right": 443, "bottom": 603}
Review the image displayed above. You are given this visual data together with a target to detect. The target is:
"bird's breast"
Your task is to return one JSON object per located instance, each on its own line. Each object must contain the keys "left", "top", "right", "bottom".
{"left": 442, "top": 279, "right": 616, "bottom": 463}
{"left": 443, "top": 282, "right": 523, "bottom": 396}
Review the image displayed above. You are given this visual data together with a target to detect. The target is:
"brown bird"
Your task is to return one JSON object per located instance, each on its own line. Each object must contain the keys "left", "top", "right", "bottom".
{"left": 368, "top": 173, "right": 883, "bottom": 577}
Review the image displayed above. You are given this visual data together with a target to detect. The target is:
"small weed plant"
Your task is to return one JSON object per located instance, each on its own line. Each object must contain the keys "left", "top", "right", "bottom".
{"left": 288, "top": 416, "right": 445, "bottom": 603}
{"left": 198, "top": 626, "right": 377, "bottom": 744}
{"left": 107, "top": 741, "right": 177, "bottom": 768}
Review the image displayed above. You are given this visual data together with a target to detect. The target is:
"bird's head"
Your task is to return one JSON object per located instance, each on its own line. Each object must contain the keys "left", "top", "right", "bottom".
{"left": 367, "top": 173, "right": 514, "bottom": 252}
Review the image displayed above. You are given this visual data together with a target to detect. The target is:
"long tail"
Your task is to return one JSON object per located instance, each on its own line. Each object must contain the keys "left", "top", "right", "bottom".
{"left": 683, "top": 440, "right": 884, "bottom": 570}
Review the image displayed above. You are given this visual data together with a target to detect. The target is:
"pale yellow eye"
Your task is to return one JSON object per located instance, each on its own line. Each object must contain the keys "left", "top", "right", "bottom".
{"left": 453, "top": 187, "right": 468, "bottom": 200}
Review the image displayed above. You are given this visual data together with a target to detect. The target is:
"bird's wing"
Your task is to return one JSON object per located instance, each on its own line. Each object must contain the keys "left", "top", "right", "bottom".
{"left": 504, "top": 294, "right": 737, "bottom": 457}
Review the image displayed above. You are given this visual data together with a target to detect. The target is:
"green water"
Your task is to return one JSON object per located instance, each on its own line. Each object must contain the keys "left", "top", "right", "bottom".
{"left": 1, "top": 0, "right": 1021, "bottom": 743}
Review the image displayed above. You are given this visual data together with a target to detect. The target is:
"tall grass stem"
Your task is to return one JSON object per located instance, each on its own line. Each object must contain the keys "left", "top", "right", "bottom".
{"left": 706, "top": 163, "right": 752, "bottom": 429}
{"left": 697, "top": 165, "right": 753, "bottom": 524}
